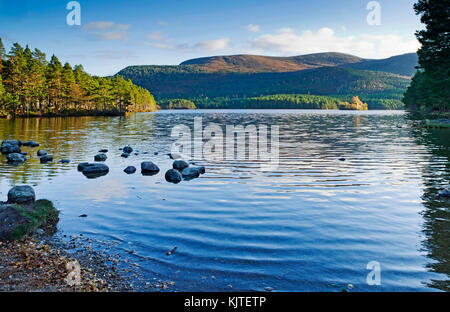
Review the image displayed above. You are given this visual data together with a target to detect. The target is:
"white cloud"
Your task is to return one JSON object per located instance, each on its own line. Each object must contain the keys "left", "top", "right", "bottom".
{"left": 193, "top": 38, "right": 229, "bottom": 51}
{"left": 146, "top": 31, "right": 164, "bottom": 41}
{"left": 246, "top": 24, "right": 260, "bottom": 33}
{"left": 250, "top": 27, "right": 419, "bottom": 58}
{"left": 96, "top": 31, "right": 129, "bottom": 41}
{"left": 83, "top": 21, "right": 131, "bottom": 41}
{"left": 146, "top": 37, "right": 230, "bottom": 52}
{"left": 117, "top": 24, "right": 131, "bottom": 30}
{"left": 95, "top": 50, "right": 136, "bottom": 59}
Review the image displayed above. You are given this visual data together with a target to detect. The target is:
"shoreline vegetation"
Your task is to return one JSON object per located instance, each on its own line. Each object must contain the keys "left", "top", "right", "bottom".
{"left": 158, "top": 94, "right": 370, "bottom": 110}
{"left": 0, "top": 39, "right": 157, "bottom": 119}
{"left": 402, "top": 1, "right": 449, "bottom": 117}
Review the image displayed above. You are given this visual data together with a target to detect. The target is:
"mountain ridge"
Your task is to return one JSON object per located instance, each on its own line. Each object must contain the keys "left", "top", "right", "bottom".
{"left": 175, "top": 52, "right": 417, "bottom": 76}
{"left": 116, "top": 52, "right": 417, "bottom": 109}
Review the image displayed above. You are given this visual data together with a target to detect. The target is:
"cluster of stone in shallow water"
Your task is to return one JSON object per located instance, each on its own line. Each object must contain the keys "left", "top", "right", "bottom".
{"left": 1, "top": 140, "right": 70, "bottom": 164}
{"left": 2, "top": 140, "right": 206, "bottom": 183}
{"left": 78, "top": 146, "right": 206, "bottom": 182}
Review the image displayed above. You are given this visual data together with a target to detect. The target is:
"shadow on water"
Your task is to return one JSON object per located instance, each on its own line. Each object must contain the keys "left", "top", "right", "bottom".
{"left": 409, "top": 115, "right": 450, "bottom": 291}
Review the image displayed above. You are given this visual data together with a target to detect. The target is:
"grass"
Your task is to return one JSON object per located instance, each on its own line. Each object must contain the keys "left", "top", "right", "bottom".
{"left": 10, "top": 199, "right": 59, "bottom": 240}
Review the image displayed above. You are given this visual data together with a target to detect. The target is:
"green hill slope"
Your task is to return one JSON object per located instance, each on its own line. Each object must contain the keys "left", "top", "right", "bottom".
{"left": 117, "top": 52, "right": 415, "bottom": 109}
{"left": 342, "top": 53, "right": 418, "bottom": 76}
{"left": 118, "top": 65, "right": 410, "bottom": 98}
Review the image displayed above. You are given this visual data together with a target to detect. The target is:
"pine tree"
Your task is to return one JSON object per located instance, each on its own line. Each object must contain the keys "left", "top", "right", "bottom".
{"left": 46, "top": 55, "right": 63, "bottom": 112}
{"left": 403, "top": 0, "right": 450, "bottom": 112}
{"left": 0, "top": 37, "right": 5, "bottom": 73}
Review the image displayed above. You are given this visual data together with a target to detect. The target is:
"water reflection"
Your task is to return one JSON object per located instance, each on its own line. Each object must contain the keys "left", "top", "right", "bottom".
{"left": 0, "top": 110, "right": 448, "bottom": 291}
{"left": 409, "top": 118, "right": 450, "bottom": 291}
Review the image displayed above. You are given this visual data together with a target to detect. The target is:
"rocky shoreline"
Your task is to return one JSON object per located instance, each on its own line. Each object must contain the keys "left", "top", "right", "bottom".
{"left": 0, "top": 138, "right": 204, "bottom": 292}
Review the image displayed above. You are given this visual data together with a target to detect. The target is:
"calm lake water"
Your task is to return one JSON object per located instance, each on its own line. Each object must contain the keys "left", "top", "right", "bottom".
{"left": 0, "top": 110, "right": 449, "bottom": 292}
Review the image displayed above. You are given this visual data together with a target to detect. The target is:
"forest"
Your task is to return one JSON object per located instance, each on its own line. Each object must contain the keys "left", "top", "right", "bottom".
{"left": 0, "top": 39, "right": 157, "bottom": 118}
{"left": 403, "top": 0, "right": 449, "bottom": 112}
{"left": 118, "top": 65, "right": 410, "bottom": 110}
{"left": 178, "top": 94, "right": 368, "bottom": 110}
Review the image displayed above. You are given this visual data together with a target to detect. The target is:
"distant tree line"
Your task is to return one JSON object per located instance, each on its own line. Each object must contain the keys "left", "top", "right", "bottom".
{"left": 177, "top": 94, "right": 368, "bottom": 110}
{"left": 403, "top": 0, "right": 449, "bottom": 112}
{"left": 158, "top": 98, "right": 196, "bottom": 109}
{"left": 0, "top": 39, "right": 157, "bottom": 118}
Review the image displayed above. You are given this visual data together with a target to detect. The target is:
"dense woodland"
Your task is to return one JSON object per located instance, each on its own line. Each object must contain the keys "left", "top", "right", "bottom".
{"left": 119, "top": 65, "right": 410, "bottom": 110}
{"left": 0, "top": 39, "right": 157, "bottom": 118}
{"left": 158, "top": 98, "right": 197, "bottom": 109}
{"left": 403, "top": 0, "right": 449, "bottom": 112}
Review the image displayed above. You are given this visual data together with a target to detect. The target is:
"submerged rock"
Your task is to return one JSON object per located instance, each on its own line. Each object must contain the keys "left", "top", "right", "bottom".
{"left": 40, "top": 155, "right": 54, "bottom": 163}
{"left": 22, "top": 141, "right": 39, "bottom": 147}
{"left": 1, "top": 140, "right": 21, "bottom": 155}
{"left": 94, "top": 153, "right": 107, "bottom": 162}
{"left": 81, "top": 163, "right": 109, "bottom": 179}
{"left": 165, "top": 169, "right": 182, "bottom": 184}
{"left": 59, "top": 159, "right": 71, "bottom": 164}
{"left": 37, "top": 150, "right": 47, "bottom": 156}
{"left": 7, "top": 185, "right": 36, "bottom": 204}
{"left": 123, "top": 146, "right": 133, "bottom": 154}
{"left": 124, "top": 166, "right": 136, "bottom": 174}
{"left": 6, "top": 153, "right": 26, "bottom": 163}
{"left": 173, "top": 160, "right": 189, "bottom": 171}
{"left": 438, "top": 187, "right": 450, "bottom": 197}
{"left": 121, "top": 152, "right": 130, "bottom": 158}
{"left": 99, "top": 149, "right": 108, "bottom": 153}
{"left": 141, "top": 161, "right": 160, "bottom": 176}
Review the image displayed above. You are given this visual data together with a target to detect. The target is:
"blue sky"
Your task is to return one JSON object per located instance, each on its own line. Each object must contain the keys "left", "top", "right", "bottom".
{"left": 0, "top": 0, "right": 423, "bottom": 76}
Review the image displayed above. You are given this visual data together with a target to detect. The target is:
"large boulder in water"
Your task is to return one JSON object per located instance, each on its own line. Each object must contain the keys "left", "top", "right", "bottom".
{"left": 94, "top": 153, "right": 107, "bottom": 161}
{"left": 173, "top": 160, "right": 189, "bottom": 171}
{"left": 1, "top": 140, "right": 21, "bottom": 155}
{"left": 124, "top": 166, "right": 136, "bottom": 174}
{"left": 0, "top": 198, "right": 59, "bottom": 241}
{"left": 141, "top": 161, "right": 160, "bottom": 176}
{"left": 165, "top": 169, "right": 182, "bottom": 184}
{"left": 181, "top": 166, "right": 205, "bottom": 180}
{"left": 7, "top": 185, "right": 35, "bottom": 204}
{"left": 181, "top": 167, "right": 201, "bottom": 180}
{"left": 81, "top": 163, "right": 109, "bottom": 179}
{"left": 6, "top": 153, "right": 26, "bottom": 164}
{"left": 77, "top": 162, "right": 90, "bottom": 171}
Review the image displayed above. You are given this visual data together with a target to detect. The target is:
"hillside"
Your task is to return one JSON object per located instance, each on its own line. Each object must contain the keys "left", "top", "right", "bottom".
{"left": 118, "top": 65, "right": 410, "bottom": 98}
{"left": 342, "top": 53, "right": 418, "bottom": 77}
{"left": 116, "top": 52, "right": 416, "bottom": 109}
{"left": 179, "top": 52, "right": 364, "bottom": 73}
